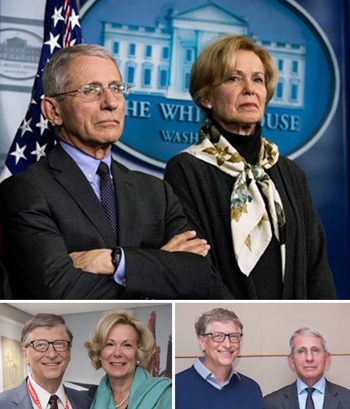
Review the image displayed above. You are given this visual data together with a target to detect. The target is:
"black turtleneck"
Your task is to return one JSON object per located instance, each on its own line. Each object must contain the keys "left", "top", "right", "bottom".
{"left": 210, "top": 118, "right": 262, "bottom": 164}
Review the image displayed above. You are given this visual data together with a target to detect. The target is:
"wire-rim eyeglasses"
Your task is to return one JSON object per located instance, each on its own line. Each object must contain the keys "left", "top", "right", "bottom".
{"left": 51, "top": 83, "right": 132, "bottom": 101}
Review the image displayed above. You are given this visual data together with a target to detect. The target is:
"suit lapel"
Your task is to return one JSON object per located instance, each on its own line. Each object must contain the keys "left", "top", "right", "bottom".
{"left": 283, "top": 382, "right": 299, "bottom": 409}
{"left": 65, "top": 387, "right": 77, "bottom": 409}
{"left": 323, "top": 380, "right": 340, "bottom": 409}
{"left": 111, "top": 160, "right": 137, "bottom": 246}
{"left": 48, "top": 145, "right": 116, "bottom": 246}
{"left": 12, "top": 378, "right": 34, "bottom": 408}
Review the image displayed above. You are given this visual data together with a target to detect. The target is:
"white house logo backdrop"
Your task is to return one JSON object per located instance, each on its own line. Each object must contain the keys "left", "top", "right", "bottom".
{"left": 81, "top": 0, "right": 339, "bottom": 168}
{"left": 0, "top": 29, "right": 42, "bottom": 81}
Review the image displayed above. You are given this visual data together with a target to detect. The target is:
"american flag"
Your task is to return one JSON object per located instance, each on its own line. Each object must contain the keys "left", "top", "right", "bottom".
{"left": 0, "top": 0, "right": 83, "bottom": 181}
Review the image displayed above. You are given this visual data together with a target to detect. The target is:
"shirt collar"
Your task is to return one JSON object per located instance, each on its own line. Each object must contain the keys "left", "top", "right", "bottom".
{"left": 297, "top": 376, "right": 326, "bottom": 395}
{"left": 194, "top": 357, "right": 240, "bottom": 385}
{"left": 60, "top": 140, "right": 112, "bottom": 182}
{"left": 29, "top": 374, "right": 66, "bottom": 408}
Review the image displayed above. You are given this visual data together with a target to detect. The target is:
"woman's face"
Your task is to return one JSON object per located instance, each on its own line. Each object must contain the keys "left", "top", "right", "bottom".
{"left": 203, "top": 49, "right": 267, "bottom": 135}
{"left": 100, "top": 324, "right": 138, "bottom": 383}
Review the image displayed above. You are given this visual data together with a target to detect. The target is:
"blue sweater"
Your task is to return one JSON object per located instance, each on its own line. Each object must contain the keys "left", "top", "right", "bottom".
{"left": 176, "top": 366, "right": 264, "bottom": 409}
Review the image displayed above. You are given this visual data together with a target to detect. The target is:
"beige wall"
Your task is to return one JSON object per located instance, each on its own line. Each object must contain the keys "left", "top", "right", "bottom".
{"left": 175, "top": 302, "right": 350, "bottom": 396}
{"left": 0, "top": 304, "right": 32, "bottom": 324}
{"left": 0, "top": 303, "right": 33, "bottom": 392}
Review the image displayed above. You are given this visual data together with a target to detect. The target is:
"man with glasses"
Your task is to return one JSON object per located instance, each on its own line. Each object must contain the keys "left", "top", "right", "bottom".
{"left": 264, "top": 327, "right": 350, "bottom": 409}
{"left": 176, "top": 308, "right": 264, "bottom": 409}
{"left": 0, "top": 43, "right": 230, "bottom": 300}
{"left": 0, "top": 313, "right": 92, "bottom": 409}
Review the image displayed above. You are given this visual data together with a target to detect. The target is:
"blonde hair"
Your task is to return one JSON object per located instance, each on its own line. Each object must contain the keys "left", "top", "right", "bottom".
{"left": 84, "top": 310, "right": 155, "bottom": 369}
{"left": 190, "top": 34, "right": 278, "bottom": 110}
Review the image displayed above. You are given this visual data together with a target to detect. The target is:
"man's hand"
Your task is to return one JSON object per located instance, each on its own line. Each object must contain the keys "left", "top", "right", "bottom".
{"left": 161, "top": 230, "right": 210, "bottom": 257}
{"left": 69, "top": 249, "right": 114, "bottom": 275}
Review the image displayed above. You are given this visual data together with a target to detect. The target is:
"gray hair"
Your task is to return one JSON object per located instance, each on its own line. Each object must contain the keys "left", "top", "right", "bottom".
{"left": 289, "top": 327, "right": 328, "bottom": 355}
{"left": 42, "top": 44, "right": 118, "bottom": 99}
{"left": 195, "top": 308, "right": 243, "bottom": 336}
{"left": 21, "top": 313, "right": 73, "bottom": 347}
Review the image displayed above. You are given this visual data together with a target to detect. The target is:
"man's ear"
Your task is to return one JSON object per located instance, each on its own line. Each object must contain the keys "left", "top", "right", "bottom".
{"left": 22, "top": 347, "right": 30, "bottom": 365}
{"left": 287, "top": 354, "right": 295, "bottom": 369}
{"left": 198, "top": 335, "right": 206, "bottom": 353}
{"left": 325, "top": 352, "right": 331, "bottom": 367}
{"left": 41, "top": 97, "right": 63, "bottom": 126}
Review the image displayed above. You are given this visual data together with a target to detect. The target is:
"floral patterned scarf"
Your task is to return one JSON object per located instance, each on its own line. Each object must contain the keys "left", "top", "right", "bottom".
{"left": 184, "top": 122, "right": 286, "bottom": 278}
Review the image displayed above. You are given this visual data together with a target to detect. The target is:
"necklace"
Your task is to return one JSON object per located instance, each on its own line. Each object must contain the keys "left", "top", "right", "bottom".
{"left": 115, "top": 391, "right": 130, "bottom": 408}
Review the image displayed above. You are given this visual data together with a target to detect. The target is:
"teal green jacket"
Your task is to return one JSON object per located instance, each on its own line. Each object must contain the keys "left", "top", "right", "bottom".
{"left": 90, "top": 366, "right": 172, "bottom": 409}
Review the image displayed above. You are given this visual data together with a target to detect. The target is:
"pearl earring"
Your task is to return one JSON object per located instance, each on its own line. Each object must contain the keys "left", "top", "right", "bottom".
{"left": 136, "top": 360, "right": 140, "bottom": 365}
{"left": 207, "top": 104, "right": 212, "bottom": 109}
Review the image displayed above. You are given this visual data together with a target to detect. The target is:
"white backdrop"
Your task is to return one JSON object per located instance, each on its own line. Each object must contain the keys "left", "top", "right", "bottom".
{"left": 175, "top": 302, "right": 350, "bottom": 396}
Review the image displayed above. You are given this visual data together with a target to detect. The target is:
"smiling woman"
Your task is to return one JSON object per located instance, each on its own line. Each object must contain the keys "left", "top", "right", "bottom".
{"left": 84, "top": 310, "right": 171, "bottom": 409}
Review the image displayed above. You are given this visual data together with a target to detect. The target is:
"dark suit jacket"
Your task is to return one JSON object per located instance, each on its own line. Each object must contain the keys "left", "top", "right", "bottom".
{"left": 0, "top": 144, "right": 230, "bottom": 299}
{"left": 0, "top": 378, "right": 92, "bottom": 409}
{"left": 0, "top": 258, "right": 11, "bottom": 298}
{"left": 264, "top": 380, "right": 350, "bottom": 409}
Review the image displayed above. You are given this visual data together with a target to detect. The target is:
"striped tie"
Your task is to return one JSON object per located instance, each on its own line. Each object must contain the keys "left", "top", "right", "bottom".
{"left": 48, "top": 395, "right": 59, "bottom": 409}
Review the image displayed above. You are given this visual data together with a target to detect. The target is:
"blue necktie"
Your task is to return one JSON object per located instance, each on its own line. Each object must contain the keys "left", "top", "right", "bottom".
{"left": 305, "top": 387, "right": 315, "bottom": 409}
{"left": 97, "top": 162, "right": 117, "bottom": 242}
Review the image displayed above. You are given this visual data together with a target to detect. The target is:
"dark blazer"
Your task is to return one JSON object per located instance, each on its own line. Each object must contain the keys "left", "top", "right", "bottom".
{"left": 264, "top": 380, "right": 350, "bottom": 409}
{"left": 0, "top": 144, "right": 230, "bottom": 300}
{"left": 0, "top": 378, "right": 92, "bottom": 409}
{"left": 0, "top": 258, "right": 11, "bottom": 298}
{"left": 165, "top": 152, "right": 336, "bottom": 299}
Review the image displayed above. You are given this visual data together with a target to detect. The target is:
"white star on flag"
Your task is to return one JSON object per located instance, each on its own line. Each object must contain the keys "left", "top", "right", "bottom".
{"left": 10, "top": 143, "right": 27, "bottom": 165}
{"left": 31, "top": 142, "right": 48, "bottom": 161}
{"left": 44, "top": 32, "right": 61, "bottom": 54}
{"left": 36, "top": 115, "right": 50, "bottom": 135}
{"left": 19, "top": 118, "right": 33, "bottom": 137}
{"left": 51, "top": 6, "right": 65, "bottom": 27}
{"left": 70, "top": 9, "right": 81, "bottom": 29}
{"left": 0, "top": 0, "right": 82, "bottom": 182}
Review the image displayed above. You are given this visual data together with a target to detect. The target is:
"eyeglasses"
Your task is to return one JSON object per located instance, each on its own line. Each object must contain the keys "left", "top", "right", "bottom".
{"left": 203, "top": 332, "right": 242, "bottom": 343}
{"left": 294, "top": 347, "right": 324, "bottom": 357}
{"left": 26, "top": 339, "right": 71, "bottom": 352}
{"left": 52, "top": 83, "right": 132, "bottom": 101}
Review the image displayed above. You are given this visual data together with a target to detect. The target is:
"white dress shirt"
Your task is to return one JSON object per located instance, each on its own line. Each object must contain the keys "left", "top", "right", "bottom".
{"left": 28, "top": 375, "right": 72, "bottom": 409}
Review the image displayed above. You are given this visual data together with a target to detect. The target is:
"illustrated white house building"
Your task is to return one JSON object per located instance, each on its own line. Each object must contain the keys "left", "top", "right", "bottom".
{"left": 102, "top": 1, "right": 305, "bottom": 108}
